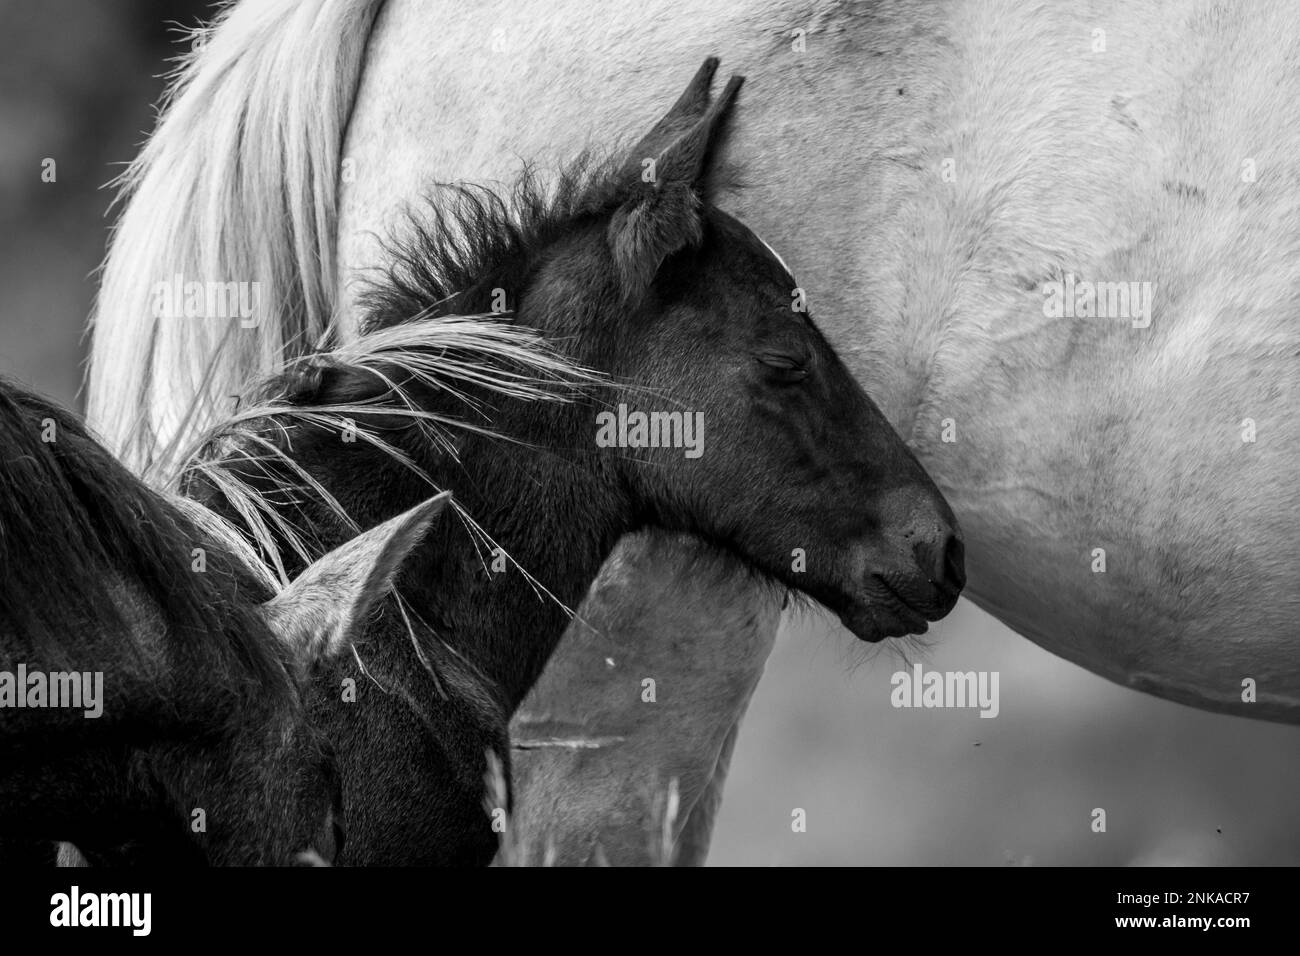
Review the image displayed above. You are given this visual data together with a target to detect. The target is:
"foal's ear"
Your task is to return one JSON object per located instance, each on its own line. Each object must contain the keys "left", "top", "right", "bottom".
{"left": 609, "top": 58, "right": 744, "bottom": 298}
{"left": 261, "top": 492, "right": 451, "bottom": 667}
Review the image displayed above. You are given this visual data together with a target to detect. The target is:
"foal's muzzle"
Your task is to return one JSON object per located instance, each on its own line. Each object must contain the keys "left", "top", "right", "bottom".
{"left": 839, "top": 521, "right": 966, "bottom": 643}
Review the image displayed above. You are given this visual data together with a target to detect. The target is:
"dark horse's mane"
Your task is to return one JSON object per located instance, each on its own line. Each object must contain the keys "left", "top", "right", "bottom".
{"left": 358, "top": 155, "right": 624, "bottom": 334}
{"left": 352, "top": 140, "right": 745, "bottom": 355}
{"left": 0, "top": 378, "right": 293, "bottom": 697}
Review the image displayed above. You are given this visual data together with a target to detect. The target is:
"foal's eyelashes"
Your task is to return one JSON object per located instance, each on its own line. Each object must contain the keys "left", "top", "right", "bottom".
{"left": 756, "top": 352, "right": 810, "bottom": 382}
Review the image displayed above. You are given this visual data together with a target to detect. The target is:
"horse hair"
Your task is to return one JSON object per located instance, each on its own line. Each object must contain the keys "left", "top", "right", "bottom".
{"left": 357, "top": 151, "right": 743, "bottom": 344}
{"left": 357, "top": 157, "right": 616, "bottom": 338}
{"left": 0, "top": 377, "right": 294, "bottom": 700}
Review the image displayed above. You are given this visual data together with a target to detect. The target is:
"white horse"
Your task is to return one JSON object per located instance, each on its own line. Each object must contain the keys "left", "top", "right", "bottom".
{"left": 88, "top": 0, "right": 1300, "bottom": 864}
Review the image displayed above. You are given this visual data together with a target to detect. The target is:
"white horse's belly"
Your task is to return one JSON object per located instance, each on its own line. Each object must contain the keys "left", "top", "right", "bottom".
{"left": 874, "top": 2, "right": 1300, "bottom": 718}
{"left": 936, "top": 377, "right": 1300, "bottom": 720}
{"left": 340, "top": 0, "right": 1300, "bottom": 723}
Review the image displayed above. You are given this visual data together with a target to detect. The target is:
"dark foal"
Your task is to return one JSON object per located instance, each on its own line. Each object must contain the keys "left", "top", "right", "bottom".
{"left": 184, "top": 59, "right": 964, "bottom": 865}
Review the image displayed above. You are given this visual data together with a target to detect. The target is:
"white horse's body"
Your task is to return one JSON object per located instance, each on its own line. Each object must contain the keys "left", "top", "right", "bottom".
{"left": 90, "top": 0, "right": 1300, "bottom": 864}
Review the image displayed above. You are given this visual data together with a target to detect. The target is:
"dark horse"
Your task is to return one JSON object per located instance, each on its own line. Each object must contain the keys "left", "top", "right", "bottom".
{"left": 0, "top": 376, "right": 445, "bottom": 864}
{"left": 180, "top": 60, "right": 965, "bottom": 865}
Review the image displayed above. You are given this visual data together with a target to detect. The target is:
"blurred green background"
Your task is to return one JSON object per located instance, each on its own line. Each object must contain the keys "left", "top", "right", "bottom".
{"left": 1, "top": 0, "right": 1295, "bottom": 865}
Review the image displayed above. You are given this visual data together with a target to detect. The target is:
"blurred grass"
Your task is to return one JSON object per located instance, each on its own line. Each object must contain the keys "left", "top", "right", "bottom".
{"left": 711, "top": 603, "right": 1300, "bottom": 865}
{"left": 0, "top": 0, "right": 210, "bottom": 407}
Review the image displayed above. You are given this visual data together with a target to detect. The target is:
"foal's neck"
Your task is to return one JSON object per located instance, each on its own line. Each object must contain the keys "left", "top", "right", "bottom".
{"left": 333, "top": 398, "right": 635, "bottom": 711}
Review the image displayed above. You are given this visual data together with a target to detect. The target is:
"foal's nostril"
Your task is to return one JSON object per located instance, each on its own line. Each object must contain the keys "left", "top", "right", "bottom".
{"left": 912, "top": 531, "right": 965, "bottom": 595}
{"left": 941, "top": 532, "right": 966, "bottom": 591}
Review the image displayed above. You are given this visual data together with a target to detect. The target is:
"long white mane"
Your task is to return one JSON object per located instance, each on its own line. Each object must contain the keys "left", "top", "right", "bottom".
{"left": 88, "top": 0, "right": 386, "bottom": 476}
{"left": 87, "top": 0, "right": 600, "bottom": 597}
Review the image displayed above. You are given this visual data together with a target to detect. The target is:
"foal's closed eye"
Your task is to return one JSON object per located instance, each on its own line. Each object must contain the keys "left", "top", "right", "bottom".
{"left": 757, "top": 353, "right": 809, "bottom": 383}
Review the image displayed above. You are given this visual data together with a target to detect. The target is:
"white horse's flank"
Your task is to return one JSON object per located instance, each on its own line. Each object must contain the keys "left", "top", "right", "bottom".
{"left": 89, "top": 0, "right": 1300, "bottom": 863}
{"left": 344, "top": 0, "right": 1300, "bottom": 715}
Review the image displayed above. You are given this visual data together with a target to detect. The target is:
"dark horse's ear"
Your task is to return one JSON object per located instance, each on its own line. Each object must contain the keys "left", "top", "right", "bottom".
{"left": 608, "top": 58, "right": 743, "bottom": 298}
{"left": 261, "top": 492, "right": 450, "bottom": 667}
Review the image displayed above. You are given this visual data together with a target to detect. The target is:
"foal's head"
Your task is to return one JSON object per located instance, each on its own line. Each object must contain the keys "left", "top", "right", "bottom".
{"left": 364, "top": 59, "right": 963, "bottom": 642}
{"left": 139, "top": 495, "right": 448, "bottom": 866}
{"left": 148, "top": 494, "right": 450, "bottom": 866}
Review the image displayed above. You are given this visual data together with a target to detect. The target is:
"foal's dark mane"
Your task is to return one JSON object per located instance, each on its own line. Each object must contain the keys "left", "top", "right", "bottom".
{"left": 358, "top": 148, "right": 743, "bottom": 338}
{"left": 359, "top": 156, "right": 622, "bottom": 333}
{"left": 0, "top": 379, "right": 293, "bottom": 697}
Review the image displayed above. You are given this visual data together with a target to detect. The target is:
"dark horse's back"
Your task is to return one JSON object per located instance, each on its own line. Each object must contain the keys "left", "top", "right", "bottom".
{"left": 0, "top": 380, "right": 112, "bottom": 866}
{"left": 0, "top": 376, "right": 294, "bottom": 866}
